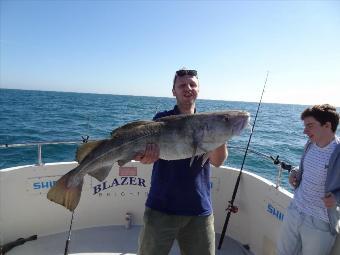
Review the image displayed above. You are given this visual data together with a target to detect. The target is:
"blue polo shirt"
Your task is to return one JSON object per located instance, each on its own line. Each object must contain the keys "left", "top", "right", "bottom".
{"left": 145, "top": 105, "right": 212, "bottom": 216}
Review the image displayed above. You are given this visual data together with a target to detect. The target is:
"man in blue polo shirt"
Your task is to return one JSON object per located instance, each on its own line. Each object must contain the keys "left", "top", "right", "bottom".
{"left": 136, "top": 68, "right": 227, "bottom": 255}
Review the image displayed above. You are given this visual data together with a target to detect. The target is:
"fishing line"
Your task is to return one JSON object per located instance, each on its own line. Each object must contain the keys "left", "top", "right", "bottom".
{"left": 218, "top": 71, "right": 269, "bottom": 250}
{"left": 81, "top": 116, "right": 91, "bottom": 143}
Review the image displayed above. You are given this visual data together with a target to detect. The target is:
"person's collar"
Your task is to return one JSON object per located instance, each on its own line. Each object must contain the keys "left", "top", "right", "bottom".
{"left": 335, "top": 135, "right": 340, "bottom": 144}
{"left": 173, "top": 105, "right": 196, "bottom": 114}
{"left": 314, "top": 134, "right": 337, "bottom": 148}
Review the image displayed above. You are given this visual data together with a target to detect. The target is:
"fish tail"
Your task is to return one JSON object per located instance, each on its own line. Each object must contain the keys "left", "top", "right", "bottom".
{"left": 47, "top": 167, "right": 84, "bottom": 211}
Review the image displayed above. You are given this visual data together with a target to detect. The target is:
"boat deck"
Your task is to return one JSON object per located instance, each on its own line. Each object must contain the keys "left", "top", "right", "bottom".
{"left": 6, "top": 225, "right": 253, "bottom": 255}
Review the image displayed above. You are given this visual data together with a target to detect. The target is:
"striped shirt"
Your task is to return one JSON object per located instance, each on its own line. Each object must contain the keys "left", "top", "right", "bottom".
{"left": 294, "top": 139, "right": 337, "bottom": 222}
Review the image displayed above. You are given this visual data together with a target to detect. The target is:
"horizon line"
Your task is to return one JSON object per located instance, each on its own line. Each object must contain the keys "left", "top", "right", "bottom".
{"left": 1, "top": 87, "right": 339, "bottom": 108}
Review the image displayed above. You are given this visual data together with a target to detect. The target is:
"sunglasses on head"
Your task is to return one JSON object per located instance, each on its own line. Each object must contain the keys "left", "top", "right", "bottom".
{"left": 176, "top": 70, "right": 197, "bottom": 77}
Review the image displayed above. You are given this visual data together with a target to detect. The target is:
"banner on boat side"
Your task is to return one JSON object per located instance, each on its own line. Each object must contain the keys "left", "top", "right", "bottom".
{"left": 119, "top": 166, "right": 137, "bottom": 176}
{"left": 91, "top": 166, "right": 149, "bottom": 199}
{"left": 25, "top": 166, "right": 149, "bottom": 198}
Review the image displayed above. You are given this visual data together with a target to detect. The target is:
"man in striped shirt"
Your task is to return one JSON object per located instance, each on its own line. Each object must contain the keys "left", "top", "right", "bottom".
{"left": 277, "top": 104, "right": 340, "bottom": 255}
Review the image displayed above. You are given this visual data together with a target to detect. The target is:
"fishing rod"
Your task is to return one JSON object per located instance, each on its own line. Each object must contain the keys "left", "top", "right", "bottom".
{"left": 64, "top": 118, "right": 90, "bottom": 255}
{"left": 218, "top": 71, "right": 269, "bottom": 250}
{"left": 64, "top": 211, "right": 75, "bottom": 255}
{"left": 228, "top": 145, "right": 293, "bottom": 172}
{"left": 228, "top": 145, "right": 272, "bottom": 161}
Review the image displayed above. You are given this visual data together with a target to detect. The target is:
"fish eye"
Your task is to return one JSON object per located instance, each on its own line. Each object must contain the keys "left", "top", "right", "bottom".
{"left": 224, "top": 116, "right": 230, "bottom": 122}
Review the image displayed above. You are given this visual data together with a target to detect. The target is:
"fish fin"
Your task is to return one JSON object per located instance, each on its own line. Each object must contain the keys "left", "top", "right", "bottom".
{"left": 118, "top": 159, "right": 130, "bottom": 166}
{"left": 111, "top": 120, "right": 155, "bottom": 138}
{"left": 190, "top": 128, "right": 205, "bottom": 167}
{"left": 190, "top": 145, "right": 197, "bottom": 167}
{"left": 201, "top": 153, "right": 210, "bottom": 166}
{"left": 47, "top": 167, "right": 83, "bottom": 211}
{"left": 87, "top": 165, "right": 112, "bottom": 182}
{"left": 76, "top": 140, "right": 104, "bottom": 163}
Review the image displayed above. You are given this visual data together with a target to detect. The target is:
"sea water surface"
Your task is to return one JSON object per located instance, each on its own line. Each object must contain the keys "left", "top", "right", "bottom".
{"left": 1, "top": 89, "right": 339, "bottom": 190}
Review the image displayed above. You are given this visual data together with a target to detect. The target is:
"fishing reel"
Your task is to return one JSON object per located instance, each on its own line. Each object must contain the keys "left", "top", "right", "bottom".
{"left": 226, "top": 201, "right": 238, "bottom": 214}
{"left": 270, "top": 155, "right": 293, "bottom": 172}
{"left": 81, "top": 135, "right": 89, "bottom": 143}
{"left": 271, "top": 155, "right": 294, "bottom": 188}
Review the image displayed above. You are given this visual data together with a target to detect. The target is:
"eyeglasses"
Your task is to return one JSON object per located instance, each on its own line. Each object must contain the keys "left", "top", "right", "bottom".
{"left": 175, "top": 69, "right": 197, "bottom": 77}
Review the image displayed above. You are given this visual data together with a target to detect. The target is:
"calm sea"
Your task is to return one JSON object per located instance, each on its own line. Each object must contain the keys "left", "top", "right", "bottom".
{"left": 1, "top": 89, "right": 339, "bottom": 190}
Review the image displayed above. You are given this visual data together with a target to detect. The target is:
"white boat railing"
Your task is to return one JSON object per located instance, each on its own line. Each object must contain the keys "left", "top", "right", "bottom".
{"left": 0, "top": 139, "right": 90, "bottom": 166}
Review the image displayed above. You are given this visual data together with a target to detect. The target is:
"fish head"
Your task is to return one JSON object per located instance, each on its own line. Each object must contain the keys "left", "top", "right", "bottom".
{"left": 204, "top": 110, "right": 250, "bottom": 139}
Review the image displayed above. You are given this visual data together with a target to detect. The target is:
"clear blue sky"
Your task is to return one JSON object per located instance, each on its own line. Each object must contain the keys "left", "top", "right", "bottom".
{"left": 1, "top": 1, "right": 339, "bottom": 106}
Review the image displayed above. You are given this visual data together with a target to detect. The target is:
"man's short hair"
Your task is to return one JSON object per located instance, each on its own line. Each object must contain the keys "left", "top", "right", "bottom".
{"left": 172, "top": 68, "right": 198, "bottom": 89}
{"left": 301, "top": 104, "right": 339, "bottom": 132}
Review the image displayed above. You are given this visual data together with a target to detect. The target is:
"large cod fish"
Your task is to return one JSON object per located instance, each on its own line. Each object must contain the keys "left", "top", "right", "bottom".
{"left": 47, "top": 110, "right": 250, "bottom": 211}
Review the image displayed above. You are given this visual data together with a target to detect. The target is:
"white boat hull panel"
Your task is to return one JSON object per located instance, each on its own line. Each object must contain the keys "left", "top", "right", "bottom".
{"left": 0, "top": 162, "right": 339, "bottom": 254}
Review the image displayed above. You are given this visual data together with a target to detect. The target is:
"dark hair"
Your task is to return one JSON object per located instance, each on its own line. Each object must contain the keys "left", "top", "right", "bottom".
{"left": 301, "top": 104, "right": 339, "bottom": 132}
{"left": 172, "top": 68, "right": 198, "bottom": 89}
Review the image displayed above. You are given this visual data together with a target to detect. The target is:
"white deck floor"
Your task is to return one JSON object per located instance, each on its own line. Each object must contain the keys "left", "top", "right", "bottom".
{"left": 6, "top": 225, "right": 253, "bottom": 255}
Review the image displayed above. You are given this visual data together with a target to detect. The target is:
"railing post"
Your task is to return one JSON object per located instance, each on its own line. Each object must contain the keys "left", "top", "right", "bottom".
{"left": 37, "top": 144, "right": 43, "bottom": 166}
{"left": 275, "top": 165, "right": 282, "bottom": 188}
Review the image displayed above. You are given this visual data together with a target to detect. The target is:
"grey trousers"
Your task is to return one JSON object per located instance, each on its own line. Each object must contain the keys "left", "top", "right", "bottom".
{"left": 138, "top": 207, "right": 215, "bottom": 255}
{"left": 277, "top": 202, "right": 336, "bottom": 255}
